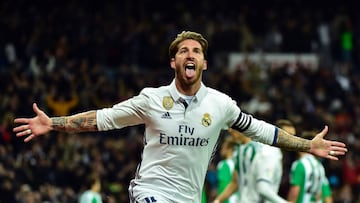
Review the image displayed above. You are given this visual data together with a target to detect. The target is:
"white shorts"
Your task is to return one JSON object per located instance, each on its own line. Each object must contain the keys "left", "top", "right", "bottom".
{"left": 129, "top": 181, "right": 173, "bottom": 203}
{"left": 129, "top": 195, "right": 171, "bottom": 203}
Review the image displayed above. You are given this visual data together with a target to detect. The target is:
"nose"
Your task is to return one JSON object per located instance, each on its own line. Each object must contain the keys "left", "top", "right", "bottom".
{"left": 186, "top": 51, "right": 195, "bottom": 59}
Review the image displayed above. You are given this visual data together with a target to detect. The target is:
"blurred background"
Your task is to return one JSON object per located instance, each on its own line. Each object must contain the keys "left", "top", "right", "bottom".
{"left": 1, "top": 0, "right": 360, "bottom": 202}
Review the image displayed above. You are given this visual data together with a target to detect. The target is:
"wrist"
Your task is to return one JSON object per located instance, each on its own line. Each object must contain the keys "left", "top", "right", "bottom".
{"left": 51, "top": 117, "right": 66, "bottom": 131}
{"left": 306, "top": 139, "right": 312, "bottom": 153}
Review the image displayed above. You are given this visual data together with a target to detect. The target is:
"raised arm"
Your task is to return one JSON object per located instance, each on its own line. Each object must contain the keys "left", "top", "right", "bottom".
{"left": 13, "top": 103, "right": 98, "bottom": 142}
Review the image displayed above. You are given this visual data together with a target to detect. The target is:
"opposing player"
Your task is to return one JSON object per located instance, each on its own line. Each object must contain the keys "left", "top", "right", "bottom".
{"left": 14, "top": 31, "right": 347, "bottom": 203}
{"left": 240, "top": 119, "right": 298, "bottom": 202}
{"left": 213, "top": 128, "right": 262, "bottom": 202}
{"left": 287, "top": 131, "right": 329, "bottom": 203}
{"left": 216, "top": 135, "right": 240, "bottom": 203}
{"left": 213, "top": 119, "right": 296, "bottom": 203}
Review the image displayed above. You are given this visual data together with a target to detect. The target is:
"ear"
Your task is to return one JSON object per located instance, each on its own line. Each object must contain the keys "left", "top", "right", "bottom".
{"left": 202, "top": 60, "right": 208, "bottom": 70}
{"left": 170, "top": 58, "right": 176, "bottom": 69}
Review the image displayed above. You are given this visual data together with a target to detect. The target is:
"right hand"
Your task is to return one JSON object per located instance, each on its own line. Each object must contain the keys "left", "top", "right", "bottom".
{"left": 13, "top": 103, "right": 52, "bottom": 142}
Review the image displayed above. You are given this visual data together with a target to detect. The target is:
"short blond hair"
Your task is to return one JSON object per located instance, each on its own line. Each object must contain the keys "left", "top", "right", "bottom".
{"left": 275, "top": 119, "right": 294, "bottom": 129}
{"left": 168, "top": 31, "right": 208, "bottom": 58}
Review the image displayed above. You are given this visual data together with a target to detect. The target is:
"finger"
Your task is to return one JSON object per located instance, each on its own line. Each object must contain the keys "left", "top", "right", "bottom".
{"left": 14, "top": 118, "right": 31, "bottom": 124}
{"left": 33, "top": 103, "right": 43, "bottom": 115}
{"left": 16, "top": 130, "right": 31, "bottom": 137}
{"left": 317, "top": 125, "right": 328, "bottom": 139}
{"left": 24, "top": 134, "right": 35, "bottom": 142}
{"left": 15, "top": 128, "right": 32, "bottom": 137}
{"left": 327, "top": 155, "right": 339, "bottom": 161}
{"left": 330, "top": 141, "right": 347, "bottom": 148}
{"left": 330, "top": 151, "right": 346, "bottom": 156}
{"left": 13, "top": 125, "right": 30, "bottom": 133}
{"left": 330, "top": 146, "right": 348, "bottom": 154}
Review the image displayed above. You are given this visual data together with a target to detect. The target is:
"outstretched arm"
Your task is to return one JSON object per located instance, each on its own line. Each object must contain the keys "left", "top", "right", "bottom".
{"left": 275, "top": 126, "right": 347, "bottom": 160}
{"left": 231, "top": 113, "right": 347, "bottom": 161}
{"left": 13, "top": 103, "right": 98, "bottom": 142}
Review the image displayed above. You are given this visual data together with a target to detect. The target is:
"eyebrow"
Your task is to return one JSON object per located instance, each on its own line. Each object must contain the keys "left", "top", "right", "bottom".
{"left": 179, "top": 46, "right": 202, "bottom": 52}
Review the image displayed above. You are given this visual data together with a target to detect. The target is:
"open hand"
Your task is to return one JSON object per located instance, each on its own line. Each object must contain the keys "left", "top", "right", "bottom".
{"left": 309, "top": 126, "right": 347, "bottom": 160}
{"left": 13, "top": 103, "right": 52, "bottom": 142}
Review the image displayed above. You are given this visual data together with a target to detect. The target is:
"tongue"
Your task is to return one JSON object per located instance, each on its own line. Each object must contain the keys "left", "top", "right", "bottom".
{"left": 185, "top": 68, "right": 196, "bottom": 78}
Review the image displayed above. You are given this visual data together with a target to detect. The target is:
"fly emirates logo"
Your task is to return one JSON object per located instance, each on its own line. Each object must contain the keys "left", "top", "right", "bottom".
{"left": 159, "top": 124, "right": 209, "bottom": 146}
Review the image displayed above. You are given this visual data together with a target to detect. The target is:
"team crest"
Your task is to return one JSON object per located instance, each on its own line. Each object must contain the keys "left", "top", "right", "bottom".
{"left": 162, "top": 96, "right": 174, "bottom": 110}
{"left": 202, "top": 113, "right": 212, "bottom": 127}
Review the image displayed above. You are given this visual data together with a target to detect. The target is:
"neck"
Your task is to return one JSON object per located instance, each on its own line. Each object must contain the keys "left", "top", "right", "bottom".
{"left": 175, "top": 79, "right": 201, "bottom": 96}
{"left": 298, "top": 152, "right": 310, "bottom": 157}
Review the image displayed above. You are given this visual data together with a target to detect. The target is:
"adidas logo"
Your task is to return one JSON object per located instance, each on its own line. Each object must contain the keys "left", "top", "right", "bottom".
{"left": 161, "top": 112, "right": 172, "bottom": 119}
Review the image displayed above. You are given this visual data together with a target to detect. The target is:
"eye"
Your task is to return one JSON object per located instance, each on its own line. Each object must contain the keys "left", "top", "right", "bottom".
{"left": 193, "top": 48, "right": 201, "bottom": 54}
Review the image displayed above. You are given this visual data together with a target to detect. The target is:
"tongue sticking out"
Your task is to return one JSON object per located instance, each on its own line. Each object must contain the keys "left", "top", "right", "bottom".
{"left": 185, "top": 64, "right": 196, "bottom": 78}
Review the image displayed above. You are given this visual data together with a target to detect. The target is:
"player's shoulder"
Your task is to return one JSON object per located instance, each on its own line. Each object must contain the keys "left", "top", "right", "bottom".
{"left": 290, "top": 158, "right": 305, "bottom": 171}
{"left": 141, "top": 85, "right": 167, "bottom": 93}
{"left": 206, "top": 86, "right": 232, "bottom": 100}
{"left": 139, "top": 85, "right": 169, "bottom": 97}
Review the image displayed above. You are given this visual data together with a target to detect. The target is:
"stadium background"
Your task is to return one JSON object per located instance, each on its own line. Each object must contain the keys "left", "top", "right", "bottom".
{"left": 1, "top": 0, "right": 360, "bottom": 202}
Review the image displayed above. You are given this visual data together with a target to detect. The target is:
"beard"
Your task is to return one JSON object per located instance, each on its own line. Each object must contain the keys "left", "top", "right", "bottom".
{"left": 176, "top": 66, "right": 202, "bottom": 86}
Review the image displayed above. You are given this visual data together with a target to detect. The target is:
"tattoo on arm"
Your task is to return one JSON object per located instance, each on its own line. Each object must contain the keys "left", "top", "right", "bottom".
{"left": 51, "top": 111, "right": 98, "bottom": 132}
{"left": 275, "top": 128, "right": 311, "bottom": 152}
{"left": 51, "top": 117, "right": 66, "bottom": 131}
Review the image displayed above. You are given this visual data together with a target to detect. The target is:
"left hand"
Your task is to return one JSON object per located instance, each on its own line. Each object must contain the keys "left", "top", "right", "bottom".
{"left": 309, "top": 126, "right": 347, "bottom": 160}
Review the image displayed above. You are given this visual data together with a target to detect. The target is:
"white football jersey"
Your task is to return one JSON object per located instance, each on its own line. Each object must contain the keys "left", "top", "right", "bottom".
{"left": 96, "top": 80, "right": 277, "bottom": 203}
{"left": 239, "top": 144, "right": 286, "bottom": 203}
{"left": 233, "top": 141, "right": 262, "bottom": 199}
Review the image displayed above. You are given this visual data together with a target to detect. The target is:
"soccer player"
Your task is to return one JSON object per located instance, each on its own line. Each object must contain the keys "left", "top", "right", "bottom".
{"left": 287, "top": 131, "right": 329, "bottom": 203}
{"left": 238, "top": 119, "right": 297, "bottom": 203}
{"left": 213, "top": 128, "right": 262, "bottom": 202}
{"left": 216, "top": 134, "right": 240, "bottom": 203}
{"left": 214, "top": 119, "right": 296, "bottom": 203}
{"left": 13, "top": 31, "right": 347, "bottom": 203}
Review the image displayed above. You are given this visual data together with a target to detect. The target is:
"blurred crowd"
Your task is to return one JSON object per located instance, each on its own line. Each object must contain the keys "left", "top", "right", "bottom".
{"left": 1, "top": 0, "right": 360, "bottom": 202}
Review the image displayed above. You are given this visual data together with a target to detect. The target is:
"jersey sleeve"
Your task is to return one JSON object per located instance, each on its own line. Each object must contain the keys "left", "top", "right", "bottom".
{"left": 223, "top": 95, "right": 276, "bottom": 145}
{"left": 290, "top": 161, "right": 305, "bottom": 186}
{"left": 217, "top": 160, "right": 232, "bottom": 193}
{"left": 231, "top": 111, "right": 277, "bottom": 145}
{"left": 96, "top": 88, "right": 150, "bottom": 131}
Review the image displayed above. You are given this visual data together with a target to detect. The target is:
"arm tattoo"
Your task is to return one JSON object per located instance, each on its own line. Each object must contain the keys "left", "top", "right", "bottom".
{"left": 51, "top": 117, "right": 66, "bottom": 131}
{"left": 51, "top": 111, "right": 98, "bottom": 132}
{"left": 275, "top": 128, "right": 311, "bottom": 152}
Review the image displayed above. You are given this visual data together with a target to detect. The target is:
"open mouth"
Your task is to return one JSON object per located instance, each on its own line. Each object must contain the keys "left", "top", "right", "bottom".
{"left": 185, "top": 63, "right": 196, "bottom": 78}
{"left": 185, "top": 63, "right": 195, "bottom": 70}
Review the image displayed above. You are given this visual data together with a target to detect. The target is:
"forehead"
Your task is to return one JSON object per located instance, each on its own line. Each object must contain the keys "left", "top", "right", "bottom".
{"left": 178, "top": 39, "right": 202, "bottom": 50}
